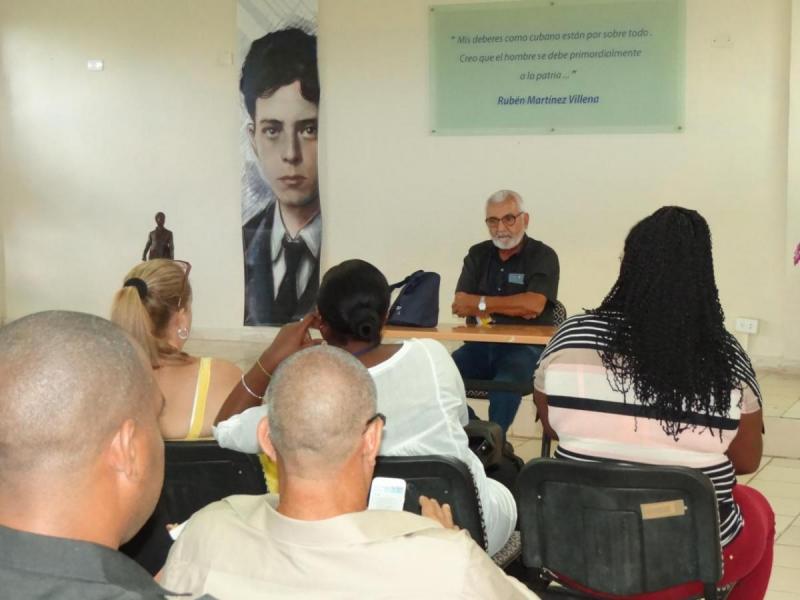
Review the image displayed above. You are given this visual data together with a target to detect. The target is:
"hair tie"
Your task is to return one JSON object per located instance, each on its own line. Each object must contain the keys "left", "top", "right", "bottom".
{"left": 124, "top": 278, "right": 148, "bottom": 300}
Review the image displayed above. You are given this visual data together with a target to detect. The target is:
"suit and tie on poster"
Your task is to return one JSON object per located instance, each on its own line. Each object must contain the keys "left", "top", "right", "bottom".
{"left": 239, "top": 1, "right": 320, "bottom": 325}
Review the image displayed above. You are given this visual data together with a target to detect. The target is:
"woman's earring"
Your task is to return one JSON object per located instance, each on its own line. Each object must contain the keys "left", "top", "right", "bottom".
{"left": 177, "top": 326, "right": 190, "bottom": 340}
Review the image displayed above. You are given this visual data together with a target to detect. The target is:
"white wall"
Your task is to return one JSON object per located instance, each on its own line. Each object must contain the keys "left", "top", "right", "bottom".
{"left": 320, "top": 0, "right": 792, "bottom": 364}
{"left": 1, "top": 39, "right": 9, "bottom": 324}
{"left": 0, "top": 0, "right": 797, "bottom": 365}
{"left": 785, "top": 0, "right": 800, "bottom": 363}
{"left": 0, "top": 224, "right": 5, "bottom": 325}
{"left": 0, "top": 0, "right": 244, "bottom": 330}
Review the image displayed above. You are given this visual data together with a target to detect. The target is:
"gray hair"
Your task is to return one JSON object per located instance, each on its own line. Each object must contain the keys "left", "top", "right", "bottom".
{"left": 486, "top": 189, "right": 525, "bottom": 213}
{"left": 267, "top": 345, "right": 377, "bottom": 474}
{"left": 0, "top": 311, "right": 157, "bottom": 477}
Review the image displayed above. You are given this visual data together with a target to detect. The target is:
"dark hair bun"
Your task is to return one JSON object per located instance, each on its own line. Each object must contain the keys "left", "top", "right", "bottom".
{"left": 350, "top": 306, "right": 381, "bottom": 342}
{"left": 317, "top": 260, "right": 390, "bottom": 346}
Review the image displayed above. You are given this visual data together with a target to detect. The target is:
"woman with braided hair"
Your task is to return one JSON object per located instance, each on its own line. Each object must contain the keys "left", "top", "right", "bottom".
{"left": 534, "top": 206, "right": 774, "bottom": 599}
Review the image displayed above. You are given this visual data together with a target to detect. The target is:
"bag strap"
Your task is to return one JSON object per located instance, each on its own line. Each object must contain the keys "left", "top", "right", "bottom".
{"left": 388, "top": 270, "right": 424, "bottom": 292}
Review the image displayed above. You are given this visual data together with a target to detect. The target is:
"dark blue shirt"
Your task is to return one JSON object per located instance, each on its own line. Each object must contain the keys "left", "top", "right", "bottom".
{"left": 455, "top": 235, "right": 560, "bottom": 325}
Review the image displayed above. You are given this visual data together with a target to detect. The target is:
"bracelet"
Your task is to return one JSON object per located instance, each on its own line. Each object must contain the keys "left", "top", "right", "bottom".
{"left": 241, "top": 373, "right": 264, "bottom": 400}
{"left": 256, "top": 358, "right": 272, "bottom": 379}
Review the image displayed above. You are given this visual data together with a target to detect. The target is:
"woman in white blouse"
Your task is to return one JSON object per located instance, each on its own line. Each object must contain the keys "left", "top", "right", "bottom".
{"left": 214, "top": 259, "right": 516, "bottom": 555}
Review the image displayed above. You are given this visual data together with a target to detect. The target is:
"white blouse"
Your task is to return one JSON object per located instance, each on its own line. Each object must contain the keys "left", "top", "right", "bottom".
{"left": 214, "top": 338, "right": 516, "bottom": 556}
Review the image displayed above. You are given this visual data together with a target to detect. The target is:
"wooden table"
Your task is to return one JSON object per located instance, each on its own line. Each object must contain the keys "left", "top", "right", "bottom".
{"left": 383, "top": 323, "right": 555, "bottom": 345}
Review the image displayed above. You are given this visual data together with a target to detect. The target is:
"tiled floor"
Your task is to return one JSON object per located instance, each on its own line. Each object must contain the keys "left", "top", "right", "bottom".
{"left": 189, "top": 337, "right": 800, "bottom": 597}
{"left": 760, "top": 372, "right": 800, "bottom": 420}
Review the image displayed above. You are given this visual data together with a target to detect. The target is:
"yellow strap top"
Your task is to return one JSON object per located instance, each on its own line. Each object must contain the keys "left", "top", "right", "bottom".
{"left": 184, "top": 357, "right": 212, "bottom": 441}
{"left": 259, "top": 453, "right": 280, "bottom": 493}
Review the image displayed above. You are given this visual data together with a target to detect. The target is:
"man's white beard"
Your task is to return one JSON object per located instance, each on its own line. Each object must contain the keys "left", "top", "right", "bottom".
{"left": 491, "top": 231, "right": 525, "bottom": 250}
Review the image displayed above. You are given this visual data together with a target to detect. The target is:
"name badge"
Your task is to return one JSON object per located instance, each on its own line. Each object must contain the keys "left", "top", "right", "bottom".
{"left": 508, "top": 273, "right": 525, "bottom": 285}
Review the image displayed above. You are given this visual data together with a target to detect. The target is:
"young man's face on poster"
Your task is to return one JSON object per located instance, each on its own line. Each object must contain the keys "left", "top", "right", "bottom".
{"left": 250, "top": 80, "right": 319, "bottom": 208}
{"left": 240, "top": 24, "right": 321, "bottom": 326}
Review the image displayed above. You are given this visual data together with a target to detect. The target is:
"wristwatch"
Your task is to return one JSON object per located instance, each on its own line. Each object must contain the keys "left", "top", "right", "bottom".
{"left": 478, "top": 296, "right": 487, "bottom": 312}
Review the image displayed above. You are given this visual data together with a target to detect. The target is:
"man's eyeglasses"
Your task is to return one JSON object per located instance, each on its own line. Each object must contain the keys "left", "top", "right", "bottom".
{"left": 364, "top": 412, "right": 386, "bottom": 432}
{"left": 485, "top": 213, "right": 524, "bottom": 229}
{"left": 174, "top": 260, "right": 192, "bottom": 309}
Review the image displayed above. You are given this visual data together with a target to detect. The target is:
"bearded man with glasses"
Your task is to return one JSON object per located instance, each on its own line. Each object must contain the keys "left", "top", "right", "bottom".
{"left": 451, "top": 189, "right": 560, "bottom": 433}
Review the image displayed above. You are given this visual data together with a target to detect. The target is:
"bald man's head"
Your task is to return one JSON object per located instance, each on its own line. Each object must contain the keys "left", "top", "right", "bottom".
{"left": 266, "top": 345, "right": 377, "bottom": 475}
{"left": 0, "top": 311, "right": 160, "bottom": 478}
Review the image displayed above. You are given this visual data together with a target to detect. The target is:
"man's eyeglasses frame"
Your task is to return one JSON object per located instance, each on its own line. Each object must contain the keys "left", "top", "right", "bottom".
{"left": 485, "top": 213, "right": 525, "bottom": 229}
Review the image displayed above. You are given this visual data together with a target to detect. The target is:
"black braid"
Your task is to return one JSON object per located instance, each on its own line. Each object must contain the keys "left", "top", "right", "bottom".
{"left": 593, "top": 206, "right": 742, "bottom": 439}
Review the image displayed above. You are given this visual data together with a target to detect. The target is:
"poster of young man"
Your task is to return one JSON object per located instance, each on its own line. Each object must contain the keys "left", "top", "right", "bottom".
{"left": 238, "top": 1, "right": 320, "bottom": 325}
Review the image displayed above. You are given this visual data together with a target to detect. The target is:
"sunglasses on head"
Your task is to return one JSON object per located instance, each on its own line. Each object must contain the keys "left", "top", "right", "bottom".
{"left": 173, "top": 260, "right": 191, "bottom": 309}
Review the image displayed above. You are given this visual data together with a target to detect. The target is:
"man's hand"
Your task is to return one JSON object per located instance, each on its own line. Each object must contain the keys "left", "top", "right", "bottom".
{"left": 452, "top": 291, "right": 547, "bottom": 320}
{"left": 451, "top": 292, "right": 480, "bottom": 318}
{"left": 482, "top": 292, "right": 547, "bottom": 319}
{"left": 420, "top": 495, "right": 458, "bottom": 530}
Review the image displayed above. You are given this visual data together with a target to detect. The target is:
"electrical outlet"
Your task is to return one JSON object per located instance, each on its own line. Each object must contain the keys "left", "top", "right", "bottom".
{"left": 735, "top": 318, "right": 759, "bottom": 335}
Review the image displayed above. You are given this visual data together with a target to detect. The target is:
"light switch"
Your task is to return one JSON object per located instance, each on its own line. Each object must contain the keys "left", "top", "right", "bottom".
{"left": 87, "top": 59, "right": 104, "bottom": 72}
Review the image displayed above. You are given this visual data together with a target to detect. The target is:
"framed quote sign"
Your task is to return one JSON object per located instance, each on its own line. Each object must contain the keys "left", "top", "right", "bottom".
{"left": 430, "top": 0, "right": 685, "bottom": 134}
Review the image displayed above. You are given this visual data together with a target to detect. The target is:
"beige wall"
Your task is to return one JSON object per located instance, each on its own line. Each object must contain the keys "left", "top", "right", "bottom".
{"left": 320, "top": 0, "right": 793, "bottom": 365}
{"left": 0, "top": 0, "right": 797, "bottom": 365}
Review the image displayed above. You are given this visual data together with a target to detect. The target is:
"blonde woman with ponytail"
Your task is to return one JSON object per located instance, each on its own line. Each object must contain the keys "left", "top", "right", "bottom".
{"left": 111, "top": 259, "right": 242, "bottom": 440}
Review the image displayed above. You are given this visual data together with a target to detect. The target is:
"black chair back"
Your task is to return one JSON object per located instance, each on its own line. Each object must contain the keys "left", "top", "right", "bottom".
{"left": 552, "top": 299, "right": 567, "bottom": 326}
{"left": 517, "top": 458, "right": 723, "bottom": 599}
{"left": 373, "top": 455, "right": 487, "bottom": 551}
{"left": 121, "top": 440, "right": 266, "bottom": 574}
{"left": 161, "top": 440, "right": 267, "bottom": 518}
{"left": 464, "top": 378, "right": 534, "bottom": 396}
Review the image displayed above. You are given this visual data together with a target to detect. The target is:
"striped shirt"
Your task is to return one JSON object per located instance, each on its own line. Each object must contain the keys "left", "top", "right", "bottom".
{"left": 534, "top": 313, "right": 762, "bottom": 546}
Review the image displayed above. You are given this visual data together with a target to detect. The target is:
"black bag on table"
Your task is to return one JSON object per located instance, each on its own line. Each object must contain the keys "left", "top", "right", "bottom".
{"left": 387, "top": 271, "right": 440, "bottom": 327}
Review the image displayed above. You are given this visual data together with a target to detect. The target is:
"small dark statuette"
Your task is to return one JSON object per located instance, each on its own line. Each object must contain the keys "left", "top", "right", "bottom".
{"left": 142, "top": 212, "right": 174, "bottom": 261}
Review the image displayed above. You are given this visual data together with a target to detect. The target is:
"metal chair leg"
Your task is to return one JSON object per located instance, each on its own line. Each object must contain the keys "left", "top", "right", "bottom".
{"left": 540, "top": 434, "right": 551, "bottom": 458}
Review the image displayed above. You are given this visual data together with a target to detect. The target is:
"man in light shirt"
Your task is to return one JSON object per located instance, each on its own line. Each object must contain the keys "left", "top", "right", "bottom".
{"left": 163, "top": 346, "right": 537, "bottom": 599}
